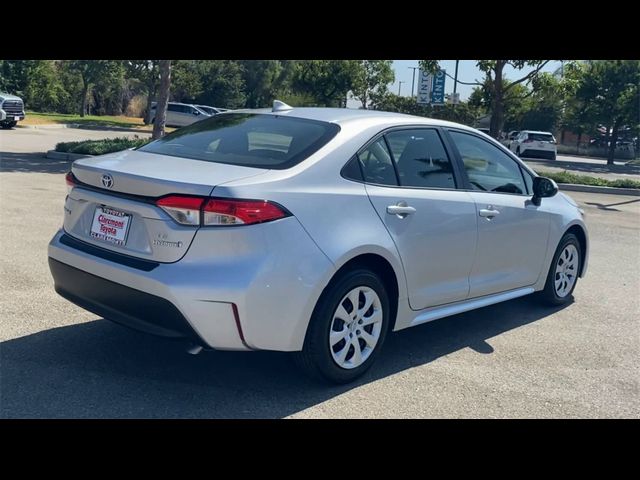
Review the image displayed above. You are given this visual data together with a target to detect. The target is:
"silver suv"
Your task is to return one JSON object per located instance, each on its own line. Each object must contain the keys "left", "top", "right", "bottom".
{"left": 150, "top": 102, "right": 210, "bottom": 127}
{"left": 0, "top": 92, "right": 25, "bottom": 129}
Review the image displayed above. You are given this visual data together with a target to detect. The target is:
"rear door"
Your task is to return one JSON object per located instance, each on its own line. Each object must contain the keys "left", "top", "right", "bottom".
{"left": 363, "top": 128, "right": 478, "bottom": 310}
{"left": 446, "top": 129, "right": 550, "bottom": 298}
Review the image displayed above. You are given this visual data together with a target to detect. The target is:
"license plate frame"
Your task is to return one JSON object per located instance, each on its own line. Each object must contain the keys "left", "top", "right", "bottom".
{"left": 90, "top": 205, "right": 132, "bottom": 246}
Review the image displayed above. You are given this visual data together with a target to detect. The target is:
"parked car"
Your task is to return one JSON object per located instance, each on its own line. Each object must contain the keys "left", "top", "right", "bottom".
{"left": 510, "top": 130, "right": 557, "bottom": 160}
{"left": 195, "top": 105, "right": 229, "bottom": 116}
{"left": 49, "top": 102, "right": 588, "bottom": 384}
{"left": 150, "top": 102, "right": 210, "bottom": 127}
{"left": 507, "top": 130, "right": 520, "bottom": 141}
{"left": 0, "top": 92, "right": 26, "bottom": 129}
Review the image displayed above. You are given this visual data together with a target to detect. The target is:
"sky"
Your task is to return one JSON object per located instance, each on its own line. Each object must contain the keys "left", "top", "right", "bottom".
{"left": 388, "top": 60, "right": 562, "bottom": 100}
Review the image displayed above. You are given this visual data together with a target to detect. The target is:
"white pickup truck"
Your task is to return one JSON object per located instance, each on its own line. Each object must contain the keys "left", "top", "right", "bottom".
{"left": 0, "top": 92, "right": 25, "bottom": 129}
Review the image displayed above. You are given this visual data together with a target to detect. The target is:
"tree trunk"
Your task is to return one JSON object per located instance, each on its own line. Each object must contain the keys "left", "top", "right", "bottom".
{"left": 607, "top": 121, "right": 620, "bottom": 165}
{"left": 489, "top": 61, "right": 505, "bottom": 139}
{"left": 152, "top": 60, "right": 172, "bottom": 140}
{"left": 576, "top": 132, "right": 582, "bottom": 155}
{"left": 79, "top": 82, "right": 89, "bottom": 118}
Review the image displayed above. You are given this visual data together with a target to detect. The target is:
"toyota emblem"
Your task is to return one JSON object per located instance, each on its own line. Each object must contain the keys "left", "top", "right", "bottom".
{"left": 101, "top": 173, "right": 114, "bottom": 189}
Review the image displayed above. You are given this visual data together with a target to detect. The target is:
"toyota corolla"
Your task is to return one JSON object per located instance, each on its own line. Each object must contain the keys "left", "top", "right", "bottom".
{"left": 48, "top": 102, "right": 588, "bottom": 383}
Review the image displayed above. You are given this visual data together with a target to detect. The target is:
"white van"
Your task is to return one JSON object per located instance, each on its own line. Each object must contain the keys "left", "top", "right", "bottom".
{"left": 150, "top": 102, "right": 210, "bottom": 127}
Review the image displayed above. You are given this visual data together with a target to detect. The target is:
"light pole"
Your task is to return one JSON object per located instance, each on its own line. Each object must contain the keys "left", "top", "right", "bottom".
{"left": 408, "top": 66, "right": 419, "bottom": 97}
{"left": 398, "top": 81, "right": 405, "bottom": 96}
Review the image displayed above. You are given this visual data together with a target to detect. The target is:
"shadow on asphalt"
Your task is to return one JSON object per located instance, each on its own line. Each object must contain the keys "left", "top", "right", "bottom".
{"left": 585, "top": 198, "right": 640, "bottom": 211}
{"left": 1, "top": 295, "right": 569, "bottom": 418}
{"left": 524, "top": 157, "right": 640, "bottom": 176}
{"left": 0, "top": 152, "right": 71, "bottom": 173}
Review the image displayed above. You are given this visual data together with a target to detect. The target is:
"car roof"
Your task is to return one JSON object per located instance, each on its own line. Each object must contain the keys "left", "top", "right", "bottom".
{"left": 228, "top": 106, "right": 475, "bottom": 130}
{"left": 521, "top": 130, "right": 554, "bottom": 135}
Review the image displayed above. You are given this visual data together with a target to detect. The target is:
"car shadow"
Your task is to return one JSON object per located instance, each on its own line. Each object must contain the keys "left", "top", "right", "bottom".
{"left": 0, "top": 295, "right": 569, "bottom": 418}
{"left": 523, "top": 157, "right": 640, "bottom": 176}
{"left": 0, "top": 151, "right": 71, "bottom": 173}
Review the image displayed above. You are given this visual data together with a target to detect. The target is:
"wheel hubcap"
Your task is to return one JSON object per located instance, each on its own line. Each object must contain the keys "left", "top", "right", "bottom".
{"left": 554, "top": 244, "right": 579, "bottom": 298}
{"left": 329, "top": 286, "right": 383, "bottom": 370}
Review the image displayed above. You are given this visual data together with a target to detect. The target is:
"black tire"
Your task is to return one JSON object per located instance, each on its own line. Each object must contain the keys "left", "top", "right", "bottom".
{"left": 1, "top": 121, "right": 16, "bottom": 129}
{"left": 294, "top": 269, "right": 391, "bottom": 384}
{"left": 516, "top": 147, "right": 521, "bottom": 157}
{"left": 551, "top": 152, "right": 557, "bottom": 161}
{"left": 539, "top": 233, "right": 581, "bottom": 306}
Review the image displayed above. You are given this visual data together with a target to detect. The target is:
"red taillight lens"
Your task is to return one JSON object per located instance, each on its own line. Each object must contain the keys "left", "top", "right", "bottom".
{"left": 156, "top": 195, "right": 287, "bottom": 226}
{"left": 203, "top": 199, "right": 287, "bottom": 225}
{"left": 156, "top": 195, "right": 204, "bottom": 226}
{"left": 65, "top": 171, "right": 76, "bottom": 194}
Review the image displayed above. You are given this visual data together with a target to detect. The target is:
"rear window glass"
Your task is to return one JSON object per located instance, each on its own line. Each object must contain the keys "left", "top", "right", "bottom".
{"left": 139, "top": 113, "right": 340, "bottom": 169}
{"left": 528, "top": 133, "right": 555, "bottom": 142}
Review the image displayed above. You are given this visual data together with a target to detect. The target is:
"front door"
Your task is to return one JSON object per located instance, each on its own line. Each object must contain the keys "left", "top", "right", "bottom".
{"left": 447, "top": 130, "right": 550, "bottom": 298}
{"left": 361, "top": 128, "right": 478, "bottom": 310}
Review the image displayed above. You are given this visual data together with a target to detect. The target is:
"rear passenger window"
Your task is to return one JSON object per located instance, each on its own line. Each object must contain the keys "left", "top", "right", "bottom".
{"left": 358, "top": 138, "right": 397, "bottom": 186}
{"left": 385, "top": 129, "right": 455, "bottom": 189}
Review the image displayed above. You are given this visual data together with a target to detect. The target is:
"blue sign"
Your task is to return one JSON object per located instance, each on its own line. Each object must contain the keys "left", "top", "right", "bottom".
{"left": 431, "top": 70, "right": 446, "bottom": 105}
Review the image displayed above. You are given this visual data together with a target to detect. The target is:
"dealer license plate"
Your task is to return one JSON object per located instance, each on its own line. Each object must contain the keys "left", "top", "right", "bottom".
{"left": 90, "top": 205, "right": 132, "bottom": 245}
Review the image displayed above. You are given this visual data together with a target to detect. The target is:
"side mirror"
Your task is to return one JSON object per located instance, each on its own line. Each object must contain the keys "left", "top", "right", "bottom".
{"left": 532, "top": 176, "right": 558, "bottom": 206}
{"left": 193, "top": 110, "right": 200, "bottom": 115}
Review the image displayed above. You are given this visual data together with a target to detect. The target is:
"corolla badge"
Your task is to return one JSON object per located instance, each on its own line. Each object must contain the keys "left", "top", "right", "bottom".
{"left": 101, "top": 173, "right": 114, "bottom": 189}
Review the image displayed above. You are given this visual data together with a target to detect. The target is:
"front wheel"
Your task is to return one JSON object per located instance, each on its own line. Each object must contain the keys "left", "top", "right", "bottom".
{"left": 294, "top": 269, "right": 390, "bottom": 384}
{"left": 1, "top": 121, "right": 17, "bottom": 129}
{"left": 539, "top": 233, "right": 581, "bottom": 306}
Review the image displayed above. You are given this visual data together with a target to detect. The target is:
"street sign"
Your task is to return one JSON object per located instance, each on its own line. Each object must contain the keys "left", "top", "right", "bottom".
{"left": 417, "top": 69, "right": 432, "bottom": 105}
{"left": 431, "top": 70, "right": 446, "bottom": 105}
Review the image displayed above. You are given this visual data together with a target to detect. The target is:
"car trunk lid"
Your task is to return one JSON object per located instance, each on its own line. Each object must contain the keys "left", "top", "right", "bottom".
{"left": 64, "top": 149, "right": 268, "bottom": 262}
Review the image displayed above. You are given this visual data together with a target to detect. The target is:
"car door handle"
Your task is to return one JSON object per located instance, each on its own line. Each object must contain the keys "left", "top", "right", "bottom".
{"left": 387, "top": 203, "right": 416, "bottom": 218}
{"left": 479, "top": 208, "right": 500, "bottom": 218}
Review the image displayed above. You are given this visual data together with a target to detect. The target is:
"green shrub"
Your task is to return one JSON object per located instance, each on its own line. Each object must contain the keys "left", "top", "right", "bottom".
{"left": 55, "top": 136, "right": 150, "bottom": 155}
{"left": 537, "top": 170, "right": 640, "bottom": 189}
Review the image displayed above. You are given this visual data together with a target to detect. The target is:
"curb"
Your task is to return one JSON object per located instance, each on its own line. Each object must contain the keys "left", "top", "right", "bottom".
{"left": 45, "top": 150, "right": 93, "bottom": 161}
{"left": 558, "top": 183, "right": 640, "bottom": 196}
{"left": 19, "top": 124, "right": 151, "bottom": 134}
{"left": 18, "top": 124, "right": 78, "bottom": 130}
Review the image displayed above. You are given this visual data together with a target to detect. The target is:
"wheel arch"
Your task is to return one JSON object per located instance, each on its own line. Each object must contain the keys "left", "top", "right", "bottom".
{"left": 564, "top": 223, "right": 588, "bottom": 277}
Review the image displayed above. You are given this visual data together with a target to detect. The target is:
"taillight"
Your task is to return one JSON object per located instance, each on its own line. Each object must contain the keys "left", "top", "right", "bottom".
{"left": 156, "top": 195, "right": 204, "bottom": 226}
{"left": 65, "top": 171, "right": 76, "bottom": 194}
{"left": 155, "top": 195, "right": 288, "bottom": 226}
{"left": 203, "top": 199, "right": 287, "bottom": 225}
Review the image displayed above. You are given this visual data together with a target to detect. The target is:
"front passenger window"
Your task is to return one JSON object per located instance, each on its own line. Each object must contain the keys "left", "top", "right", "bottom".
{"left": 450, "top": 130, "right": 526, "bottom": 194}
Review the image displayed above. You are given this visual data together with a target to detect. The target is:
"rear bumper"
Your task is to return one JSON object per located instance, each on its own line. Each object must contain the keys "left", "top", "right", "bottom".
{"left": 520, "top": 148, "right": 556, "bottom": 159}
{"left": 49, "top": 257, "right": 204, "bottom": 342}
{"left": 48, "top": 217, "right": 335, "bottom": 352}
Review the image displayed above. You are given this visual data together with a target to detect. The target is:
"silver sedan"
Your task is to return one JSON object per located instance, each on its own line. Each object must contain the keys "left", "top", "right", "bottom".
{"left": 48, "top": 102, "right": 588, "bottom": 383}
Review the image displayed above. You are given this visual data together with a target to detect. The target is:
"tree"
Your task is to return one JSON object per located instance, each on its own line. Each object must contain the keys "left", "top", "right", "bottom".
{"left": 171, "top": 60, "right": 246, "bottom": 108}
{"left": 292, "top": 60, "right": 360, "bottom": 107}
{"left": 152, "top": 60, "right": 172, "bottom": 140}
{"left": 127, "top": 60, "right": 159, "bottom": 124}
{"left": 421, "top": 60, "right": 550, "bottom": 137}
{"left": 239, "top": 60, "right": 294, "bottom": 108}
{"left": 571, "top": 60, "right": 640, "bottom": 164}
{"left": 351, "top": 60, "right": 394, "bottom": 109}
{"left": 67, "top": 60, "right": 123, "bottom": 116}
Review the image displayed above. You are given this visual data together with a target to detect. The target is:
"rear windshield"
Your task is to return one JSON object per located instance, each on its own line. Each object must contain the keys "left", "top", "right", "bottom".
{"left": 139, "top": 113, "right": 340, "bottom": 169}
{"left": 528, "top": 133, "right": 555, "bottom": 142}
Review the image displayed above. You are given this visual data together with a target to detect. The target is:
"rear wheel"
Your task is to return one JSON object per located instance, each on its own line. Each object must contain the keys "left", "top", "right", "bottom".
{"left": 539, "top": 233, "right": 581, "bottom": 305}
{"left": 294, "top": 269, "right": 390, "bottom": 384}
{"left": 551, "top": 152, "right": 557, "bottom": 161}
{"left": 516, "top": 146, "right": 521, "bottom": 157}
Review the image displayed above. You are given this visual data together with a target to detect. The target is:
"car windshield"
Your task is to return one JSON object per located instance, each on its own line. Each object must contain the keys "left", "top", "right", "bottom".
{"left": 198, "top": 107, "right": 216, "bottom": 115}
{"left": 529, "top": 133, "right": 555, "bottom": 142}
{"left": 139, "top": 113, "right": 340, "bottom": 169}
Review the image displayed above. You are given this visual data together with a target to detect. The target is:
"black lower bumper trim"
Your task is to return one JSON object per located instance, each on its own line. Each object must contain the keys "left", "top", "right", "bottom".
{"left": 49, "top": 258, "right": 204, "bottom": 343}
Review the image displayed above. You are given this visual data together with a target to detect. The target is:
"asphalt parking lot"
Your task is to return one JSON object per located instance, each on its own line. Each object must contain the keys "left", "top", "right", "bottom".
{"left": 1, "top": 128, "right": 639, "bottom": 418}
